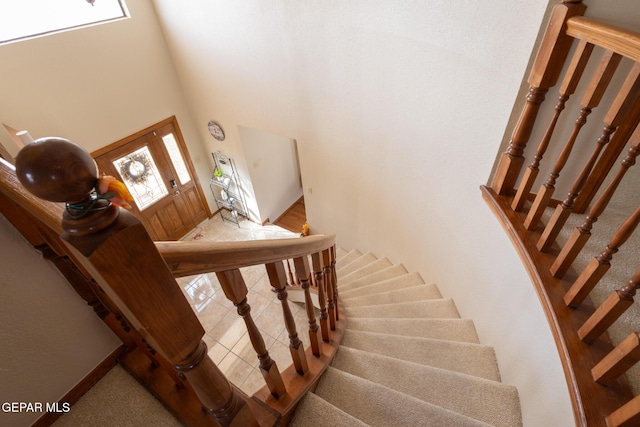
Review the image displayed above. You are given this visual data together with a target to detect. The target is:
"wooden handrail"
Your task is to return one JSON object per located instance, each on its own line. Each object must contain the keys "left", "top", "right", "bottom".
{"left": 156, "top": 233, "right": 336, "bottom": 277}
{"left": 566, "top": 17, "right": 640, "bottom": 63}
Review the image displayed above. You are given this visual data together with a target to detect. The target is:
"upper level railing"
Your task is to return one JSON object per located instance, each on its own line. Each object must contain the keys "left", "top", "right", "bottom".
{"left": 0, "top": 137, "right": 342, "bottom": 426}
{"left": 484, "top": 1, "right": 640, "bottom": 426}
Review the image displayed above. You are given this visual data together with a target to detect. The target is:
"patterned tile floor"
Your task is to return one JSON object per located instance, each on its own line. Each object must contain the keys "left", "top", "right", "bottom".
{"left": 177, "top": 214, "right": 312, "bottom": 396}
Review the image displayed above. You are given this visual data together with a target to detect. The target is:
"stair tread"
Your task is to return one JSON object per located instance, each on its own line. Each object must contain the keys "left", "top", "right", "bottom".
{"left": 339, "top": 271, "right": 425, "bottom": 298}
{"left": 290, "top": 392, "right": 370, "bottom": 427}
{"left": 339, "top": 257, "right": 394, "bottom": 284}
{"left": 333, "top": 346, "right": 522, "bottom": 427}
{"left": 338, "top": 264, "right": 409, "bottom": 291}
{"left": 346, "top": 317, "right": 479, "bottom": 343}
{"left": 336, "top": 249, "right": 362, "bottom": 267}
{"left": 337, "top": 252, "right": 378, "bottom": 277}
{"left": 342, "top": 283, "right": 442, "bottom": 306}
{"left": 341, "top": 329, "right": 501, "bottom": 381}
{"left": 344, "top": 298, "right": 460, "bottom": 319}
{"left": 315, "top": 367, "right": 491, "bottom": 427}
{"left": 335, "top": 247, "right": 349, "bottom": 260}
{"left": 288, "top": 247, "right": 521, "bottom": 426}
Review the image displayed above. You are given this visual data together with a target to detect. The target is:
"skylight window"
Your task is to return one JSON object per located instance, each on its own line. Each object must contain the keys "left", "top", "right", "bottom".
{"left": 0, "top": 0, "right": 129, "bottom": 45}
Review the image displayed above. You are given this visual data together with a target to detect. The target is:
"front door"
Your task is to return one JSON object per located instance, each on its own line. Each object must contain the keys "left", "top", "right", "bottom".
{"left": 94, "top": 117, "right": 210, "bottom": 240}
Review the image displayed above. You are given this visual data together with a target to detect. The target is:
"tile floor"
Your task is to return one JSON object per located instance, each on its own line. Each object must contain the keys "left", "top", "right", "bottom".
{"left": 177, "top": 214, "right": 314, "bottom": 396}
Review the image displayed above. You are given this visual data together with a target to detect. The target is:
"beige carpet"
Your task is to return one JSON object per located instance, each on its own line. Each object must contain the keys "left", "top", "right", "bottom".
{"left": 289, "top": 249, "right": 523, "bottom": 427}
{"left": 52, "top": 364, "right": 182, "bottom": 427}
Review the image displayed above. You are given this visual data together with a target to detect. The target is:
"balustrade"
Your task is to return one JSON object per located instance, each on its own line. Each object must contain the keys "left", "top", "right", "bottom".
{"left": 484, "top": 2, "right": 640, "bottom": 425}
{"left": 2, "top": 135, "right": 343, "bottom": 426}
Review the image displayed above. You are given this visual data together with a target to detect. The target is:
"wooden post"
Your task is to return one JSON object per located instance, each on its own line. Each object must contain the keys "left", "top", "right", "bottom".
{"left": 311, "top": 252, "right": 330, "bottom": 342}
{"left": 293, "top": 255, "right": 321, "bottom": 357}
{"left": 491, "top": 0, "right": 586, "bottom": 195}
{"left": 14, "top": 137, "right": 259, "bottom": 427}
{"left": 217, "top": 269, "right": 286, "bottom": 399}
{"left": 323, "top": 248, "right": 336, "bottom": 331}
{"left": 511, "top": 39, "right": 593, "bottom": 212}
{"left": 266, "top": 262, "right": 308, "bottom": 375}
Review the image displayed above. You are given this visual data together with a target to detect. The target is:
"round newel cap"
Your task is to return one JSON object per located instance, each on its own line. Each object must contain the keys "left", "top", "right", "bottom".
{"left": 15, "top": 137, "right": 98, "bottom": 203}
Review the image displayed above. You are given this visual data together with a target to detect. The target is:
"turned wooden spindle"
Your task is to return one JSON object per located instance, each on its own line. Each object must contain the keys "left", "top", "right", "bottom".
{"left": 14, "top": 137, "right": 259, "bottom": 427}
{"left": 323, "top": 248, "right": 336, "bottom": 331}
{"left": 578, "top": 268, "right": 640, "bottom": 343}
{"left": 538, "top": 62, "right": 640, "bottom": 251}
{"left": 592, "top": 332, "right": 640, "bottom": 386}
{"left": 564, "top": 204, "right": 640, "bottom": 308}
{"left": 285, "top": 259, "right": 296, "bottom": 286}
{"left": 512, "top": 40, "right": 593, "bottom": 212}
{"left": 266, "top": 261, "right": 309, "bottom": 375}
{"left": 217, "top": 269, "right": 286, "bottom": 399}
{"left": 551, "top": 125, "right": 640, "bottom": 277}
{"left": 293, "top": 255, "right": 321, "bottom": 357}
{"left": 491, "top": 0, "right": 586, "bottom": 195}
{"left": 524, "top": 50, "right": 622, "bottom": 231}
{"left": 311, "top": 252, "right": 329, "bottom": 342}
{"left": 331, "top": 246, "right": 339, "bottom": 321}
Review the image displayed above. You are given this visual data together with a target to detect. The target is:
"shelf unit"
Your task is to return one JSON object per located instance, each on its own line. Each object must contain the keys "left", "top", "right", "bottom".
{"left": 209, "top": 151, "right": 247, "bottom": 226}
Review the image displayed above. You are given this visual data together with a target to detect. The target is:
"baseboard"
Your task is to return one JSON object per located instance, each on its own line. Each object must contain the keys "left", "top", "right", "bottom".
{"left": 31, "top": 345, "right": 126, "bottom": 427}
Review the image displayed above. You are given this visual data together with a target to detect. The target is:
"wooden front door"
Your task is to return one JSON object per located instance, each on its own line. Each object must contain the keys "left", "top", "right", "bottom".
{"left": 94, "top": 117, "right": 210, "bottom": 241}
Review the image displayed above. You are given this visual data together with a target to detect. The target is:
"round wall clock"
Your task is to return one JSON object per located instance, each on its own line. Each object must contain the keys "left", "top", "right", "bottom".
{"left": 208, "top": 121, "right": 225, "bottom": 141}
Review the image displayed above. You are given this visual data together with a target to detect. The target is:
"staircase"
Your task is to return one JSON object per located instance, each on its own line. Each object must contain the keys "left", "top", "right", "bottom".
{"left": 290, "top": 249, "right": 523, "bottom": 427}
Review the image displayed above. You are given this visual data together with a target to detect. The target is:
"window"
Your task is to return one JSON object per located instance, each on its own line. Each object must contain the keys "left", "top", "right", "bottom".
{"left": 0, "top": 0, "right": 128, "bottom": 46}
{"left": 113, "top": 146, "right": 168, "bottom": 211}
{"left": 162, "top": 133, "right": 191, "bottom": 186}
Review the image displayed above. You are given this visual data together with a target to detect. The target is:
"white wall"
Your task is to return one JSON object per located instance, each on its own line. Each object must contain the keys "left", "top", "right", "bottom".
{"left": 0, "top": 214, "right": 121, "bottom": 427}
{"left": 239, "top": 126, "right": 302, "bottom": 224}
{"left": 151, "top": 1, "right": 573, "bottom": 425}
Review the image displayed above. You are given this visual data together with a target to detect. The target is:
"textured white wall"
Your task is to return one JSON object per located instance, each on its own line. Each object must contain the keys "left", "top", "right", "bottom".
{"left": 151, "top": 1, "right": 573, "bottom": 425}
{"left": 0, "top": 214, "right": 121, "bottom": 427}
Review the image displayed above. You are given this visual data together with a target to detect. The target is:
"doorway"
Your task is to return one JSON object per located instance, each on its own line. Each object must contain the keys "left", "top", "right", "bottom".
{"left": 93, "top": 117, "right": 210, "bottom": 240}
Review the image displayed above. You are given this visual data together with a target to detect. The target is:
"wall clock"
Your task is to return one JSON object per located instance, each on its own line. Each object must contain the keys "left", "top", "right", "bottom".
{"left": 208, "top": 120, "right": 225, "bottom": 141}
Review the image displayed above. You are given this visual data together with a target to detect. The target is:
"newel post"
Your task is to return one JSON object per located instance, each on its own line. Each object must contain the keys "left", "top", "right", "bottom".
{"left": 14, "top": 137, "right": 259, "bottom": 427}
{"left": 491, "top": 0, "right": 586, "bottom": 195}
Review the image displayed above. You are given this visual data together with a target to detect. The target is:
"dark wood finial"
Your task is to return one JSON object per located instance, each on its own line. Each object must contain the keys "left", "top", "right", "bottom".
{"left": 15, "top": 137, "right": 118, "bottom": 235}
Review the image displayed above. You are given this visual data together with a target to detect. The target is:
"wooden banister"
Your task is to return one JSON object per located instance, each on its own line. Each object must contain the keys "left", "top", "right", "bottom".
{"left": 217, "top": 269, "right": 286, "bottom": 399}
{"left": 156, "top": 233, "right": 335, "bottom": 278}
{"left": 566, "top": 16, "right": 640, "bottom": 62}
{"left": 491, "top": 0, "right": 586, "bottom": 195}
{"left": 511, "top": 39, "right": 593, "bottom": 212}
{"left": 524, "top": 48, "right": 621, "bottom": 231}
{"left": 551, "top": 124, "right": 640, "bottom": 278}
{"left": 485, "top": 2, "right": 640, "bottom": 425}
{"left": 536, "top": 62, "right": 640, "bottom": 252}
{"left": 564, "top": 203, "right": 640, "bottom": 308}
{"left": 9, "top": 138, "right": 271, "bottom": 427}
{"left": 266, "top": 262, "right": 309, "bottom": 375}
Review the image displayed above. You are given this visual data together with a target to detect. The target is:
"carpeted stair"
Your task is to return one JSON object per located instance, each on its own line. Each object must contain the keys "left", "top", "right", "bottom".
{"left": 290, "top": 249, "right": 522, "bottom": 427}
